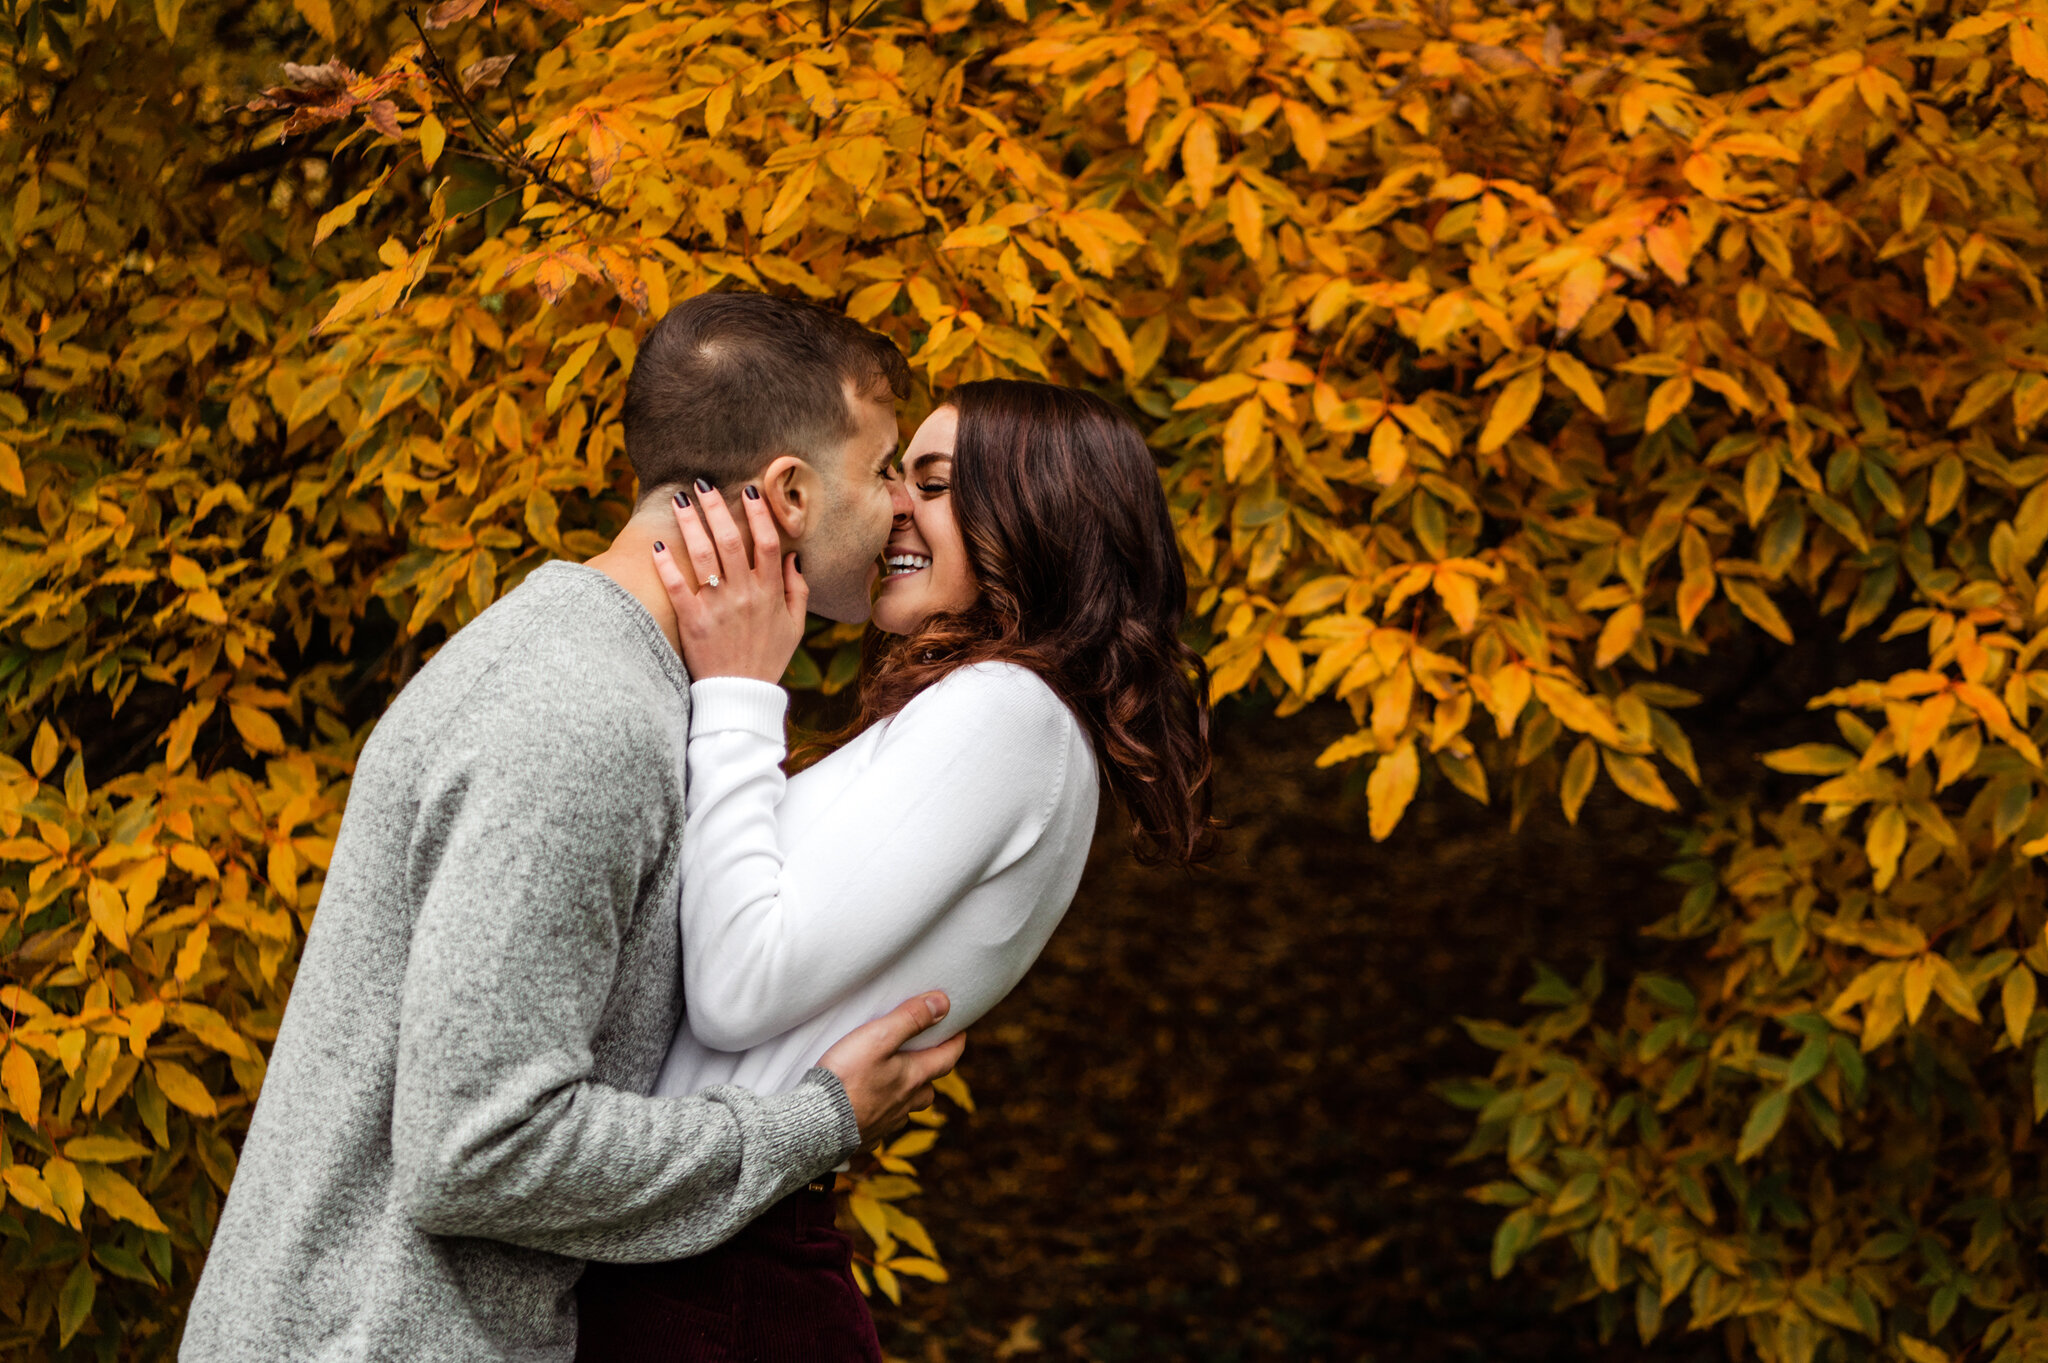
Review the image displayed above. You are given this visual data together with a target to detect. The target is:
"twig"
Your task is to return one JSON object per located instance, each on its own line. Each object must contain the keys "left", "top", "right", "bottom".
{"left": 825, "top": 0, "right": 886, "bottom": 48}
{"left": 406, "top": 8, "right": 621, "bottom": 219}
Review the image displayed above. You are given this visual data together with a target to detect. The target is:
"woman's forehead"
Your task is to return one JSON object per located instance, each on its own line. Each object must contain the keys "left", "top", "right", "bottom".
{"left": 899, "top": 406, "right": 959, "bottom": 468}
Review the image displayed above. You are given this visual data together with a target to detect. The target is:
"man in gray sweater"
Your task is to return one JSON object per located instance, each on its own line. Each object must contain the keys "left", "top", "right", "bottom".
{"left": 182, "top": 293, "right": 957, "bottom": 1360}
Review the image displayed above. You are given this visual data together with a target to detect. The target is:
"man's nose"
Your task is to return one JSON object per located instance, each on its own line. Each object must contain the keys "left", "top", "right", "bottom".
{"left": 888, "top": 478, "right": 914, "bottom": 520}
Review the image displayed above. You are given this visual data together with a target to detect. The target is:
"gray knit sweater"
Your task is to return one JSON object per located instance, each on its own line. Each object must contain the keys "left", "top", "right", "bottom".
{"left": 180, "top": 561, "right": 863, "bottom": 1362}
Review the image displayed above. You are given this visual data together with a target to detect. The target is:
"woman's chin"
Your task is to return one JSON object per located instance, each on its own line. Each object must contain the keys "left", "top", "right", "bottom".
{"left": 868, "top": 605, "right": 919, "bottom": 635}
{"left": 869, "top": 586, "right": 929, "bottom": 636}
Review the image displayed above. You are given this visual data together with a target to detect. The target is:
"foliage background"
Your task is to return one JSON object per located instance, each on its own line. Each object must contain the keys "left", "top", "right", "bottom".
{"left": 5, "top": 0, "right": 2048, "bottom": 1356}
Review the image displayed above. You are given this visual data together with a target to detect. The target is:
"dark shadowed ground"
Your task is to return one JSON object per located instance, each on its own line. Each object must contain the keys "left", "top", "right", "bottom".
{"left": 866, "top": 700, "right": 1734, "bottom": 1363}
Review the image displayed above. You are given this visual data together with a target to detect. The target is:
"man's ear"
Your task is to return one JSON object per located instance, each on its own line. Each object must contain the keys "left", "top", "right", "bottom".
{"left": 758, "top": 454, "right": 816, "bottom": 549}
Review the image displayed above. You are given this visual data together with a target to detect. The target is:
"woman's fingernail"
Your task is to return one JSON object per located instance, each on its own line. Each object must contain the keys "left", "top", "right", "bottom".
{"left": 744, "top": 484, "right": 760, "bottom": 500}
{"left": 653, "top": 540, "right": 665, "bottom": 553}
{"left": 695, "top": 477, "right": 714, "bottom": 493}
{"left": 792, "top": 554, "right": 802, "bottom": 573}
{"left": 673, "top": 490, "right": 688, "bottom": 508}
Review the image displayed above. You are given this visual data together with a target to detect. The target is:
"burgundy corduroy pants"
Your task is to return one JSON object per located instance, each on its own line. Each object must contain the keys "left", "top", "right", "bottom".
{"left": 572, "top": 1183, "right": 884, "bottom": 1363}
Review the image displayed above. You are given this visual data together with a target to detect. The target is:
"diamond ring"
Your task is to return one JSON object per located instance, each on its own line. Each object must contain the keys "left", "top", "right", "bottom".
{"left": 705, "top": 574, "right": 722, "bottom": 589}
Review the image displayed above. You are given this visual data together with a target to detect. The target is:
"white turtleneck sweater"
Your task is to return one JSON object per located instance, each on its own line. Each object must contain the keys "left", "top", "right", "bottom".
{"left": 652, "top": 661, "right": 1099, "bottom": 1099}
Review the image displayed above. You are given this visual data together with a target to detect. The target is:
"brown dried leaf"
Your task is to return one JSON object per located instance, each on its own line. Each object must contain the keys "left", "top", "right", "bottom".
{"left": 461, "top": 55, "right": 517, "bottom": 94}
{"left": 423, "top": 0, "right": 488, "bottom": 28}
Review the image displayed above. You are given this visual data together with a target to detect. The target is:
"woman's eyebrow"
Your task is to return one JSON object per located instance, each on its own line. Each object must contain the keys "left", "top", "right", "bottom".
{"left": 908, "top": 451, "right": 952, "bottom": 474}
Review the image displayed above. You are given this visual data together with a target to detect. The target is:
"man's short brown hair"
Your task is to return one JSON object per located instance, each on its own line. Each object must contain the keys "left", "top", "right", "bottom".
{"left": 621, "top": 290, "right": 911, "bottom": 497}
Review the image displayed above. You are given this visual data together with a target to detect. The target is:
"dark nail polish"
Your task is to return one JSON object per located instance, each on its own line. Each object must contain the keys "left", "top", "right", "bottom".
{"left": 744, "top": 484, "right": 760, "bottom": 500}
{"left": 653, "top": 540, "right": 665, "bottom": 552}
{"left": 793, "top": 554, "right": 802, "bottom": 573}
{"left": 673, "top": 490, "right": 688, "bottom": 507}
{"left": 695, "top": 477, "right": 714, "bottom": 493}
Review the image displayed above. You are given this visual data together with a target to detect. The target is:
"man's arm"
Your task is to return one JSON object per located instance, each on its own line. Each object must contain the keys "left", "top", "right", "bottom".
{"left": 386, "top": 708, "right": 853, "bottom": 1264}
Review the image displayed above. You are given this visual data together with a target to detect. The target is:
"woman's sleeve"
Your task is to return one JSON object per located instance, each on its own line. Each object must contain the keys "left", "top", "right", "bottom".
{"left": 679, "top": 666, "right": 1074, "bottom": 1052}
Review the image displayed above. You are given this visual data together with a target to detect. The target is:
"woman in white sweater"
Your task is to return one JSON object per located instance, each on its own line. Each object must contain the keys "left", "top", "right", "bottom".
{"left": 581, "top": 380, "right": 1216, "bottom": 1362}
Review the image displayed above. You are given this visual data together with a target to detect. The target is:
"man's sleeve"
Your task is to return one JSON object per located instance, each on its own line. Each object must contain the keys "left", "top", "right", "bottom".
{"left": 387, "top": 703, "right": 862, "bottom": 1263}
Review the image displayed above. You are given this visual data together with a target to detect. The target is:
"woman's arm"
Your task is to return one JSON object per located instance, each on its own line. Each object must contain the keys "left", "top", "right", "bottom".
{"left": 681, "top": 664, "right": 1076, "bottom": 1052}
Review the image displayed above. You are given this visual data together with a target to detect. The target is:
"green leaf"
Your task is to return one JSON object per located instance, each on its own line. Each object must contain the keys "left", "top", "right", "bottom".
{"left": 1588, "top": 1221, "right": 1620, "bottom": 1290}
{"left": 1785, "top": 1036, "right": 1828, "bottom": 1088}
{"left": 1638, "top": 975, "right": 1697, "bottom": 1012}
{"left": 1736, "top": 1089, "right": 1790, "bottom": 1161}
{"left": 57, "top": 1256, "right": 94, "bottom": 1347}
{"left": 92, "top": 1243, "right": 156, "bottom": 1286}
{"left": 1490, "top": 1206, "right": 1538, "bottom": 1278}
{"left": 2033, "top": 1034, "right": 2048, "bottom": 1123}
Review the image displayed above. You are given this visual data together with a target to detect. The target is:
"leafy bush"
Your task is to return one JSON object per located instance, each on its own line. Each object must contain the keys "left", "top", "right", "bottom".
{"left": 7, "top": 0, "right": 2048, "bottom": 1354}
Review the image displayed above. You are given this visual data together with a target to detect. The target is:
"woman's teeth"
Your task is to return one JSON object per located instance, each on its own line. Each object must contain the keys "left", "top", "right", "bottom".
{"left": 883, "top": 553, "right": 932, "bottom": 579}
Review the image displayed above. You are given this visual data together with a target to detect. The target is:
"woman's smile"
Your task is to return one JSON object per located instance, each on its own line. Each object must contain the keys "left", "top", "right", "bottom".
{"left": 870, "top": 405, "right": 977, "bottom": 632}
{"left": 881, "top": 551, "right": 932, "bottom": 579}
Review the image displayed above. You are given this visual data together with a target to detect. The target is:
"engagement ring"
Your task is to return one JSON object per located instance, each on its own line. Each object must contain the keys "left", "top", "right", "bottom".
{"left": 705, "top": 574, "right": 722, "bottom": 588}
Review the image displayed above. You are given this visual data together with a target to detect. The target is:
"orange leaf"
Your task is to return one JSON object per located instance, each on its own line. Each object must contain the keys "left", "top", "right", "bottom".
{"left": 1181, "top": 117, "right": 1221, "bottom": 208}
{"left": 1554, "top": 258, "right": 1606, "bottom": 334}
{"left": 1368, "top": 420, "right": 1408, "bottom": 484}
{"left": 2015, "top": 21, "right": 2048, "bottom": 82}
{"left": 1925, "top": 238, "right": 1958, "bottom": 309}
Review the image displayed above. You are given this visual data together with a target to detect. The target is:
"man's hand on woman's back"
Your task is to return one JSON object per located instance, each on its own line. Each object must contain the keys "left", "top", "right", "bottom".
{"left": 819, "top": 993, "right": 966, "bottom": 1146}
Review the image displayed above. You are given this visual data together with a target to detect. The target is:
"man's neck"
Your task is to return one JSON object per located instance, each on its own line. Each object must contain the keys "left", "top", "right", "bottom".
{"left": 584, "top": 513, "right": 681, "bottom": 656}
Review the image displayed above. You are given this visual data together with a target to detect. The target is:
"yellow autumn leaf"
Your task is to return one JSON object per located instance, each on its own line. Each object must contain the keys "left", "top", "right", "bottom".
{"left": 43, "top": 1156, "right": 83, "bottom": 1229}
{"left": 86, "top": 877, "right": 130, "bottom": 952}
{"left": 1, "top": 1044, "right": 41, "bottom": 1120}
{"left": 1600, "top": 749, "right": 1678, "bottom": 812}
{"left": 1368, "top": 420, "right": 1409, "bottom": 485}
{"left": 1544, "top": 352, "right": 1607, "bottom": 417}
{"left": 78, "top": 1164, "right": 169, "bottom": 1232}
{"left": 1720, "top": 577, "right": 1794, "bottom": 645}
{"left": 1366, "top": 740, "right": 1420, "bottom": 841}
{"left": 1227, "top": 179, "right": 1264, "bottom": 261}
{"left": 291, "top": 0, "right": 334, "bottom": 40}
{"left": 1643, "top": 375, "right": 1694, "bottom": 434}
{"left": 1594, "top": 602, "right": 1643, "bottom": 668}
{"left": 1175, "top": 373, "right": 1259, "bottom": 410}
{"left": 1221, "top": 398, "right": 1264, "bottom": 481}
{"left": 2, "top": 1167, "right": 61, "bottom": 1225}
{"left": 230, "top": 703, "right": 287, "bottom": 754}
{"left": 1560, "top": 738, "right": 1598, "bottom": 824}
{"left": 1434, "top": 569, "right": 1481, "bottom": 633}
{"left": 2003, "top": 965, "right": 2037, "bottom": 1049}
{"left": 31, "top": 721, "right": 58, "bottom": 778}
{"left": 150, "top": 1060, "right": 218, "bottom": 1118}
{"left": 1477, "top": 368, "right": 1543, "bottom": 453}
{"left": 1866, "top": 805, "right": 1908, "bottom": 891}
{"left": 420, "top": 113, "right": 447, "bottom": 171}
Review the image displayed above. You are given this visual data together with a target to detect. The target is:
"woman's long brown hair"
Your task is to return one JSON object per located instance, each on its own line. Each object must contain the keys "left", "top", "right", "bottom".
{"left": 834, "top": 379, "right": 1219, "bottom": 866}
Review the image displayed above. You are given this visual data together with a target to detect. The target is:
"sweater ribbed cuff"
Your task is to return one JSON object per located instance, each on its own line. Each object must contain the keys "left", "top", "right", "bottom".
{"left": 788, "top": 1067, "right": 865, "bottom": 1172}
{"left": 688, "top": 677, "right": 789, "bottom": 739}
